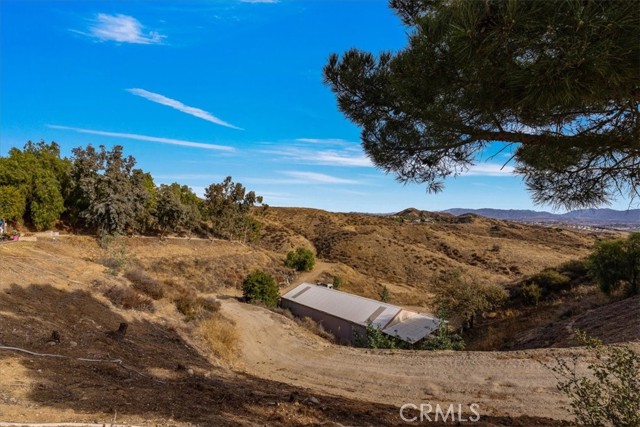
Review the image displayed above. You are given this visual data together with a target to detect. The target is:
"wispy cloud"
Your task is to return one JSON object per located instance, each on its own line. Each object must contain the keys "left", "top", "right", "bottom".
{"left": 80, "top": 14, "right": 165, "bottom": 45}
{"left": 47, "top": 125, "right": 235, "bottom": 152}
{"left": 463, "top": 163, "right": 515, "bottom": 176}
{"left": 281, "top": 171, "right": 360, "bottom": 184}
{"left": 295, "top": 138, "right": 354, "bottom": 146}
{"left": 127, "top": 88, "right": 242, "bottom": 130}
{"left": 240, "top": 0, "right": 279, "bottom": 3}
{"left": 261, "top": 147, "right": 373, "bottom": 167}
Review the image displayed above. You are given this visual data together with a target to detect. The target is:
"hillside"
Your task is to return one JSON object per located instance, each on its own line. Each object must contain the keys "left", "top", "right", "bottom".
{"left": 257, "top": 207, "right": 600, "bottom": 307}
{"left": 442, "top": 207, "right": 640, "bottom": 228}
{"left": 0, "top": 207, "right": 637, "bottom": 426}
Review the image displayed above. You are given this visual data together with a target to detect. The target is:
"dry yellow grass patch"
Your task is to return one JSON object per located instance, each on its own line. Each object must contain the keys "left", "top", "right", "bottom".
{"left": 198, "top": 314, "right": 239, "bottom": 362}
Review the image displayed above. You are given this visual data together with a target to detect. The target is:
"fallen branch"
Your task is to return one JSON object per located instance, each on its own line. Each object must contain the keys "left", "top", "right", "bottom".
{"left": 0, "top": 346, "right": 120, "bottom": 363}
{"left": 0, "top": 345, "right": 161, "bottom": 383}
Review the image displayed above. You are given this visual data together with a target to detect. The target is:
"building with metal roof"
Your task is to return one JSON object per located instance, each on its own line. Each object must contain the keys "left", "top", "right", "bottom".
{"left": 281, "top": 283, "right": 439, "bottom": 345}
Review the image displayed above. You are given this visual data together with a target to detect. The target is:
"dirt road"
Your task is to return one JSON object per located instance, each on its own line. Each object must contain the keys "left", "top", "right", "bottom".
{"left": 222, "top": 298, "right": 605, "bottom": 421}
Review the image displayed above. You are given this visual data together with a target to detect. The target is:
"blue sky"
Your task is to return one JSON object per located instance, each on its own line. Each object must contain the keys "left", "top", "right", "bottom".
{"left": 0, "top": 1, "right": 630, "bottom": 213}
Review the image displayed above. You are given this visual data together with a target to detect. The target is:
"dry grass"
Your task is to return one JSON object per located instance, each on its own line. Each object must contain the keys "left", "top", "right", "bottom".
{"left": 256, "top": 207, "right": 598, "bottom": 305}
{"left": 198, "top": 314, "right": 238, "bottom": 362}
{"left": 270, "top": 307, "right": 336, "bottom": 343}
{"left": 103, "top": 285, "right": 154, "bottom": 312}
{"left": 125, "top": 268, "right": 165, "bottom": 300}
{"left": 174, "top": 288, "right": 221, "bottom": 321}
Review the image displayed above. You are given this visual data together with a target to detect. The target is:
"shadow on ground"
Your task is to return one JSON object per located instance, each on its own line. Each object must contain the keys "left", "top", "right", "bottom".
{"left": 0, "top": 283, "right": 570, "bottom": 426}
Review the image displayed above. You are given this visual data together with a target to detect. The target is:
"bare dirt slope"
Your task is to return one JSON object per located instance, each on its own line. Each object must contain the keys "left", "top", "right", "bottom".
{"left": 222, "top": 298, "right": 626, "bottom": 421}
{"left": 0, "top": 211, "right": 635, "bottom": 426}
{"left": 257, "top": 207, "right": 599, "bottom": 305}
{"left": 512, "top": 294, "right": 640, "bottom": 349}
{"left": 0, "top": 239, "right": 582, "bottom": 426}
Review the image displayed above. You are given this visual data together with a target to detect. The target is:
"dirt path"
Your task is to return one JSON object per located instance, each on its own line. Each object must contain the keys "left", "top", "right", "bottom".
{"left": 221, "top": 298, "right": 614, "bottom": 421}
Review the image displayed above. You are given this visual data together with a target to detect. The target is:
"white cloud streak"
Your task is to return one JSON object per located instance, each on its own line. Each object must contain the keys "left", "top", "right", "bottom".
{"left": 127, "top": 88, "right": 243, "bottom": 130}
{"left": 463, "top": 163, "right": 515, "bottom": 176}
{"left": 281, "top": 171, "right": 360, "bottom": 184}
{"left": 261, "top": 147, "right": 373, "bottom": 167}
{"left": 295, "top": 138, "right": 354, "bottom": 146}
{"left": 47, "top": 125, "right": 235, "bottom": 152}
{"left": 83, "top": 14, "right": 165, "bottom": 44}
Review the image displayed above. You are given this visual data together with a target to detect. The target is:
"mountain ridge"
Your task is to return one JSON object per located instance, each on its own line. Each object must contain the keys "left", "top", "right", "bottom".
{"left": 439, "top": 207, "right": 640, "bottom": 227}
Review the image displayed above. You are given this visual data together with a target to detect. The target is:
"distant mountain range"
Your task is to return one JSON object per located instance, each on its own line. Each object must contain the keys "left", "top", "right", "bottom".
{"left": 441, "top": 208, "right": 640, "bottom": 228}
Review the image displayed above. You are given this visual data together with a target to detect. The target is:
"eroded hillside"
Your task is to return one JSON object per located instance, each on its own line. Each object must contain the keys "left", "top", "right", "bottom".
{"left": 0, "top": 208, "right": 636, "bottom": 426}
{"left": 257, "top": 207, "right": 600, "bottom": 305}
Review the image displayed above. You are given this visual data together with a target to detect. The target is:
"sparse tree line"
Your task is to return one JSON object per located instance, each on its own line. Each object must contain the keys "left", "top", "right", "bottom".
{"left": 0, "top": 141, "right": 265, "bottom": 240}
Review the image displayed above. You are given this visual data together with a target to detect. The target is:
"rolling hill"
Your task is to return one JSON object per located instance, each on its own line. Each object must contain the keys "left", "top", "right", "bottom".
{"left": 442, "top": 207, "right": 640, "bottom": 228}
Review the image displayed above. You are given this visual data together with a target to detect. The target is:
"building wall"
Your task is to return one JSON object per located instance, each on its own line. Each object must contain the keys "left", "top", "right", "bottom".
{"left": 281, "top": 299, "right": 366, "bottom": 345}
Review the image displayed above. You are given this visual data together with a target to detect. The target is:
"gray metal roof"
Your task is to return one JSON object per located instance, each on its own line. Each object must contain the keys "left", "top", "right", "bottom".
{"left": 281, "top": 283, "right": 439, "bottom": 343}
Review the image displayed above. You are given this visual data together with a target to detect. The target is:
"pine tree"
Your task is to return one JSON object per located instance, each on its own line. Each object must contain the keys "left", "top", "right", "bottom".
{"left": 324, "top": 0, "right": 640, "bottom": 209}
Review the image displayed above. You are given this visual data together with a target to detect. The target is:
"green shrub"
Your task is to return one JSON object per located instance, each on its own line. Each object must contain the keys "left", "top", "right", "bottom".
{"left": 588, "top": 233, "right": 640, "bottom": 297}
{"left": 548, "top": 331, "right": 640, "bottom": 427}
{"left": 558, "top": 259, "right": 589, "bottom": 279}
{"left": 332, "top": 276, "right": 343, "bottom": 290}
{"left": 529, "top": 269, "right": 570, "bottom": 291}
{"left": 98, "top": 236, "right": 131, "bottom": 275}
{"left": 284, "top": 247, "right": 315, "bottom": 272}
{"left": 521, "top": 282, "right": 542, "bottom": 306}
{"left": 242, "top": 270, "right": 279, "bottom": 307}
{"left": 422, "top": 312, "right": 465, "bottom": 351}
{"left": 354, "top": 321, "right": 399, "bottom": 349}
{"left": 379, "top": 285, "right": 390, "bottom": 302}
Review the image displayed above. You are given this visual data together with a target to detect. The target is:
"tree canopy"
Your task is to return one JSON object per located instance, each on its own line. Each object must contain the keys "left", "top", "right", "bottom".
{"left": 431, "top": 269, "right": 507, "bottom": 329}
{"left": 323, "top": 0, "right": 640, "bottom": 209}
{"left": 70, "top": 145, "right": 149, "bottom": 236}
{"left": 0, "top": 142, "right": 266, "bottom": 240}
{"left": 0, "top": 141, "right": 70, "bottom": 229}
{"left": 204, "top": 176, "right": 263, "bottom": 241}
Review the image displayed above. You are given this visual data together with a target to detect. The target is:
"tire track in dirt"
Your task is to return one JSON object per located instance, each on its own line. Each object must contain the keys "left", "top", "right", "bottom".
{"left": 221, "top": 299, "right": 627, "bottom": 421}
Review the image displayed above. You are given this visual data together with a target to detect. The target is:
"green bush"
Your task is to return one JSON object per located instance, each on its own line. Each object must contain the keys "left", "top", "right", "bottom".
{"left": 284, "top": 247, "right": 316, "bottom": 272}
{"left": 529, "top": 269, "right": 570, "bottom": 291}
{"left": 558, "top": 259, "right": 589, "bottom": 279}
{"left": 588, "top": 233, "right": 640, "bottom": 297}
{"left": 332, "top": 276, "right": 343, "bottom": 290}
{"left": 521, "top": 282, "right": 542, "bottom": 306}
{"left": 421, "top": 310, "right": 465, "bottom": 350}
{"left": 379, "top": 285, "right": 390, "bottom": 302}
{"left": 242, "top": 270, "right": 279, "bottom": 307}
{"left": 548, "top": 332, "right": 640, "bottom": 427}
{"left": 98, "top": 236, "right": 131, "bottom": 275}
{"left": 354, "top": 321, "right": 399, "bottom": 349}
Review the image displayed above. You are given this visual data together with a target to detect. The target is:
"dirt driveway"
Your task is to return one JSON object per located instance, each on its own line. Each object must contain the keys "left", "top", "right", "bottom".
{"left": 221, "top": 298, "right": 612, "bottom": 421}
